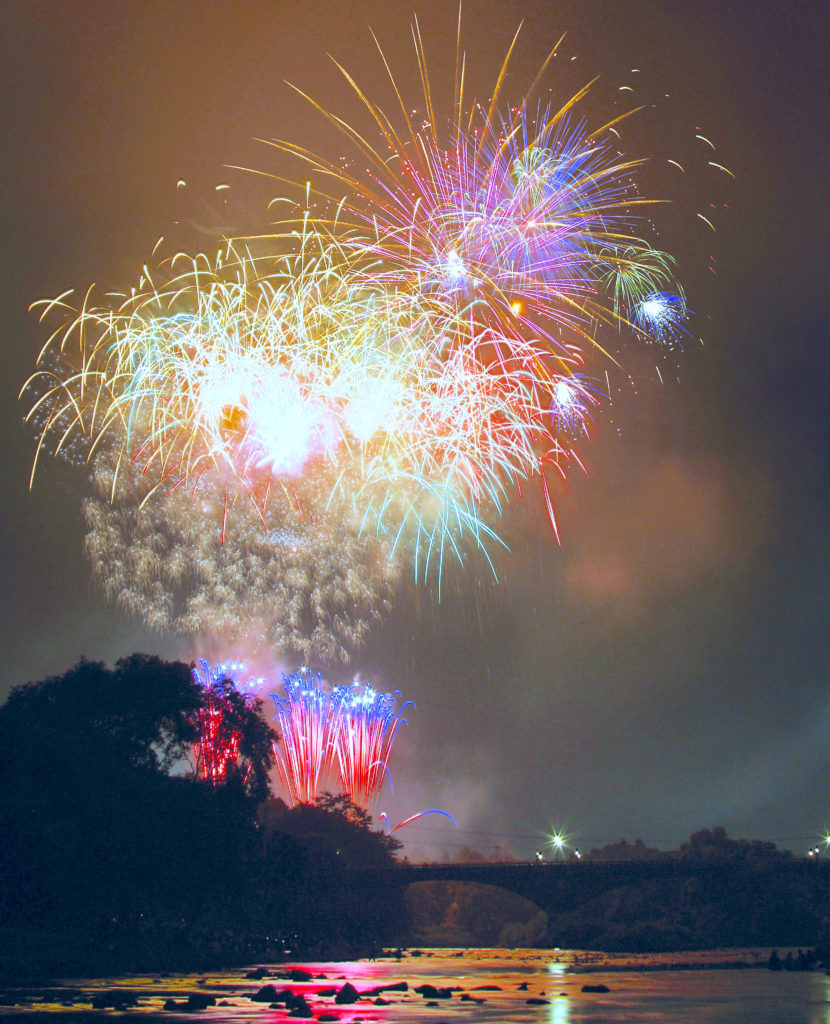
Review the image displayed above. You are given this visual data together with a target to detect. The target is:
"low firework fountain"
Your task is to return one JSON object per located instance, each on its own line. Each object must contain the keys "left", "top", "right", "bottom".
{"left": 333, "top": 683, "right": 413, "bottom": 809}
{"left": 269, "top": 668, "right": 341, "bottom": 805}
{"left": 191, "top": 659, "right": 261, "bottom": 786}
{"left": 270, "top": 670, "right": 412, "bottom": 809}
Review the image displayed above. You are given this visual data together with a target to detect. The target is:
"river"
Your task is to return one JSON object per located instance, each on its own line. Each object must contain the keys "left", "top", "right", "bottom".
{"left": 1, "top": 949, "right": 828, "bottom": 1023}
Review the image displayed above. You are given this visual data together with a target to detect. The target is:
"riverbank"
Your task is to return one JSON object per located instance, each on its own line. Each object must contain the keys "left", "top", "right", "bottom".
{"left": 0, "top": 927, "right": 818, "bottom": 987}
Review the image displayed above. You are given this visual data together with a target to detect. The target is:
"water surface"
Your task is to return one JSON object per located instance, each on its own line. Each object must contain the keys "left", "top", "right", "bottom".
{"left": 2, "top": 949, "right": 828, "bottom": 1023}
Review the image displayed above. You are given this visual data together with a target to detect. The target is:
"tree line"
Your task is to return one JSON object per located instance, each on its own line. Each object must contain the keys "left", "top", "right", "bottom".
{"left": 0, "top": 655, "right": 406, "bottom": 980}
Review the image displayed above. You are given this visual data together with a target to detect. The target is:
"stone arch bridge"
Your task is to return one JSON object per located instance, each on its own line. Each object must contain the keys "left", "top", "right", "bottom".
{"left": 366, "top": 858, "right": 830, "bottom": 923}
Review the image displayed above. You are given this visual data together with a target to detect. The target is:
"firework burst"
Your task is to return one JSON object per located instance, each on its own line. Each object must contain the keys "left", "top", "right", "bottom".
{"left": 23, "top": 16, "right": 711, "bottom": 654}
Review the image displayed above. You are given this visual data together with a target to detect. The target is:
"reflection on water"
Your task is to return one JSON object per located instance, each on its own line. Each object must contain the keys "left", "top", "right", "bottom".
{"left": 1, "top": 949, "right": 829, "bottom": 1024}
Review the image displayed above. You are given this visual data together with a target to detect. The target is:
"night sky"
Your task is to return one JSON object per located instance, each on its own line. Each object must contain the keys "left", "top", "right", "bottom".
{"left": 2, "top": 0, "right": 828, "bottom": 861}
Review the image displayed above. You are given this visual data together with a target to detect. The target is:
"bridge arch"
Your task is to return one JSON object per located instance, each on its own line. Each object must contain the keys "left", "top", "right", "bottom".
{"left": 406, "top": 876, "right": 548, "bottom": 947}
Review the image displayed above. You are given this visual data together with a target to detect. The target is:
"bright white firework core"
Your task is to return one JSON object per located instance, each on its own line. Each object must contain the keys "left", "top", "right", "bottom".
{"left": 553, "top": 378, "right": 576, "bottom": 410}
{"left": 444, "top": 249, "right": 467, "bottom": 283}
{"left": 641, "top": 296, "right": 668, "bottom": 319}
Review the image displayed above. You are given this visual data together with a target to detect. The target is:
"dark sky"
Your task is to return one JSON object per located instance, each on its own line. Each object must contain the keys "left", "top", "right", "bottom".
{"left": 2, "top": 0, "right": 828, "bottom": 860}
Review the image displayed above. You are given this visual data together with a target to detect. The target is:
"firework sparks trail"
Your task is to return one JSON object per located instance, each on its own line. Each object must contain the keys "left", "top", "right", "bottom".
{"left": 81, "top": 444, "right": 400, "bottom": 662}
{"left": 378, "top": 808, "right": 459, "bottom": 833}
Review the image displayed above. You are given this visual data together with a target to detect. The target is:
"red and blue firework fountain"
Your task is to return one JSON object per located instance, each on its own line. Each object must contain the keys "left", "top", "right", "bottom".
{"left": 270, "top": 669, "right": 412, "bottom": 809}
